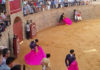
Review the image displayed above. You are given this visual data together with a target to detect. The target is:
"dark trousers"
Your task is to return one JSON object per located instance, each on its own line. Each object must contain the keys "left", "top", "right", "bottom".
{"left": 1, "top": 4, "right": 6, "bottom": 12}
{"left": 64, "top": 3, "right": 68, "bottom": 7}
{"left": 26, "top": 31, "right": 30, "bottom": 39}
{"left": 4, "top": 21, "right": 9, "bottom": 26}
{"left": 58, "top": 4, "right": 61, "bottom": 8}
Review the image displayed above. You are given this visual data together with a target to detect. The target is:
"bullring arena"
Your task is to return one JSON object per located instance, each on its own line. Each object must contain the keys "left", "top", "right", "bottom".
{"left": 0, "top": 0, "right": 100, "bottom": 70}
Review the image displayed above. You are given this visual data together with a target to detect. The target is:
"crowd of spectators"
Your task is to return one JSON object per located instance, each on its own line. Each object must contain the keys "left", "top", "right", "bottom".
{"left": 0, "top": 12, "right": 10, "bottom": 39}
{"left": 0, "top": 48, "right": 22, "bottom": 70}
{"left": 23, "top": 0, "right": 90, "bottom": 16}
{"left": 0, "top": 0, "right": 6, "bottom": 38}
{"left": 0, "top": 0, "right": 6, "bottom": 13}
{"left": 0, "top": 0, "right": 11, "bottom": 39}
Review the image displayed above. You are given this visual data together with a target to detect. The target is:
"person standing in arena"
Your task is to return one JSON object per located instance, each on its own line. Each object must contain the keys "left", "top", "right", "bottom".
{"left": 25, "top": 20, "right": 30, "bottom": 39}
{"left": 65, "top": 49, "right": 79, "bottom": 70}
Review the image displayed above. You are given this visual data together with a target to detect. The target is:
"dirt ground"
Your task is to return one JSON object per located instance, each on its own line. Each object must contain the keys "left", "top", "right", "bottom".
{"left": 16, "top": 19, "right": 100, "bottom": 70}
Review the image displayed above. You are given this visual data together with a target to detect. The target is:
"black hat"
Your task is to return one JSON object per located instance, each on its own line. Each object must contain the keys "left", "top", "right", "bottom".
{"left": 70, "top": 49, "right": 74, "bottom": 54}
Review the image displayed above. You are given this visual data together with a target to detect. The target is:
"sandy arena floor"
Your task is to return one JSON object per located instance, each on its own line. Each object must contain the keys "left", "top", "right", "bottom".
{"left": 16, "top": 19, "right": 100, "bottom": 70}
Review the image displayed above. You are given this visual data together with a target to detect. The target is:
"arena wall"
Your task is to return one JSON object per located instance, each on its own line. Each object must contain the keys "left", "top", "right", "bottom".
{"left": 24, "top": 5, "right": 100, "bottom": 32}
{"left": 0, "top": 11, "right": 23, "bottom": 50}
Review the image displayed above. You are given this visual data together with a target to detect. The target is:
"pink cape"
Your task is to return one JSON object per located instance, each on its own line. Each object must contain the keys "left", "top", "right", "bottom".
{"left": 68, "top": 61, "right": 79, "bottom": 70}
{"left": 24, "top": 46, "right": 46, "bottom": 65}
{"left": 63, "top": 18, "right": 72, "bottom": 25}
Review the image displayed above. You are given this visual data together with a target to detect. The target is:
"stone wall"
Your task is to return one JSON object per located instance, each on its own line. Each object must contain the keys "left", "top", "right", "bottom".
{"left": 1, "top": 5, "right": 100, "bottom": 49}
{"left": 24, "top": 5, "right": 100, "bottom": 32}
{"left": 0, "top": 26, "right": 12, "bottom": 49}
{"left": 0, "top": 11, "right": 23, "bottom": 49}
{"left": 92, "top": 0, "right": 100, "bottom": 4}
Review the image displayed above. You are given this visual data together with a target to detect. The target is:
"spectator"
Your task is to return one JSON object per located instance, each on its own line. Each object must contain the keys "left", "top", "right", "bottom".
{"left": 73, "top": 9, "right": 82, "bottom": 22}
{"left": 1, "top": 23, "right": 6, "bottom": 32}
{"left": 40, "top": 1, "right": 43, "bottom": 11}
{"left": 58, "top": 0, "right": 61, "bottom": 8}
{"left": 11, "top": 65, "right": 21, "bottom": 70}
{"left": 75, "top": 0, "right": 80, "bottom": 5}
{"left": 47, "top": 0, "right": 51, "bottom": 10}
{"left": 23, "top": 1, "right": 29, "bottom": 16}
{"left": 0, "top": 25, "right": 2, "bottom": 33}
{"left": 64, "top": 0, "right": 68, "bottom": 7}
{"left": 30, "top": 20, "right": 32, "bottom": 24}
{"left": 27, "top": 2, "right": 34, "bottom": 14}
{"left": 68, "top": 0, "right": 75, "bottom": 6}
{"left": 80, "top": 0, "right": 85, "bottom": 5}
{"left": 22, "top": 0, "right": 90, "bottom": 15}
{"left": 73, "top": 9, "right": 76, "bottom": 21}
{"left": 30, "top": 1, "right": 35, "bottom": 13}
{"left": 2, "top": 48, "right": 10, "bottom": 65}
{"left": 77, "top": 11, "right": 82, "bottom": 21}
{"left": 60, "top": 0, "right": 64, "bottom": 8}
{"left": 51, "top": 0, "right": 54, "bottom": 8}
{"left": 33, "top": 1, "right": 38, "bottom": 12}
{"left": 0, "top": 13, "right": 4, "bottom": 24}
{"left": 54, "top": 0, "right": 58, "bottom": 8}
{"left": 0, "top": 2, "right": 2, "bottom": 13}
{"left": 25, "top": 20, "right": 30, "bottom": 39}
{"left": 42, "top": 1, "right": 46, "bottom": 11}
{"left": 1, "top": 12, "right": 9, "bottom": 26}
{"left": 0, "top": 13, "right": 6, "bottom": 32}
{"left": 1, "top": 0, "right": 6, "bottom": 12}
{"left": 41, "top": 53, "right": 51, "bottom": 70}
{"left": 0, "top": 57, "right": 16, "bottom": 70}
{"left": 23, "top": 4, "right": 28, "bottom": 16}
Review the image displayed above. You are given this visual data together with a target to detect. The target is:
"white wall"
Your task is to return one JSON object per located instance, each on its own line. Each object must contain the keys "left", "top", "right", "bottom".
{"left": 92, "top": 0, "right": 100, "bottom": 4}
